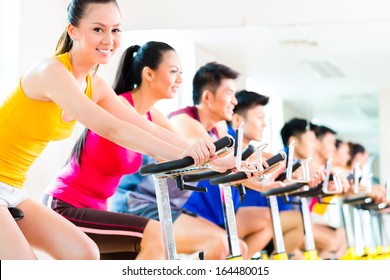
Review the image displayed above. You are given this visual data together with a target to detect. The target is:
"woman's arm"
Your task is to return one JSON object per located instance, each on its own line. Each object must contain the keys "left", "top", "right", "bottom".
{"left": 21, "top": 58, "right": 214, "bottom": 163}
{"left": 149, "top": 107, "right": 191, "bottom": 149}
{"left": 169, "top": 113, "right": 214, "bottom": 142}
{"left": 94, "top": 76, "right": 192, "bottom": 151}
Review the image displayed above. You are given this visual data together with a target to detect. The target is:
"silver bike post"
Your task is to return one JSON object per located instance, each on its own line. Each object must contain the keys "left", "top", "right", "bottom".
{"left": 154, "top": 174, "right": 177, "bottom": 260}
{"left": 341, "top": 203, "right": 356, "bottom": 249}
{"left": 380, "top": 213, "right": 389, "bottom": 254}
{"left": 359, "top": 208, "right": 374, "bottom": 256}
{"left": 300, "top": 197, "right": 316, "bottom": 252}
{"left": 220, "top": 183, "right": 242, "bottom": 259}
{"left": 268, "top": 195, "right": 286, "bottom": 255}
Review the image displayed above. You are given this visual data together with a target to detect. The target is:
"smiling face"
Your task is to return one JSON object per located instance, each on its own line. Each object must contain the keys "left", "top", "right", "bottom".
{"left": 293, "top": 130, "right": 317, "bottom": 160}
{"left": 315, "top": 132, "right": 337, "bottom": 162}
{"left": 69, "top": 2, "right": 122, "bottom": 65}
{"left": 333, "top": 142, "right": 351, "bottom": 168}
{"left": 206, "top": 78, "right": 237, "bottom": 122}
{"left": 149, "top": 50, "right": 183, "bottom": 99}
{"left": 244, "top": 105, "right": 266, "bottom": 141}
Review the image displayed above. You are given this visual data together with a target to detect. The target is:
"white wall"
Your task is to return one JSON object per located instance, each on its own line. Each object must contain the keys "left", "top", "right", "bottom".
{"left": 18, "top": 0, "right": 68, "bottom": 74}
{"left": 0, "top": 0, "right": 20, "bottom": 100}
{"left": 379, "top": 89, "right": 390, "bottom": 184}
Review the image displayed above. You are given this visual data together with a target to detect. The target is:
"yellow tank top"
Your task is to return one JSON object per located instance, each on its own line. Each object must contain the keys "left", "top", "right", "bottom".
{"left": 0, "top": 53, "right": 92, "bottom": 188}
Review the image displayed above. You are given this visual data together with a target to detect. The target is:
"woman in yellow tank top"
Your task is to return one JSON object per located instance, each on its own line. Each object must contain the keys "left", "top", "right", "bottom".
{"left": 0, "top": 0, "right": 222, "bottom": 260}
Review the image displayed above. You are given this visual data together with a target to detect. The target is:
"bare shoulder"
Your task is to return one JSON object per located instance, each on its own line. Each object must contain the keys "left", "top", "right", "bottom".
{"left": 24, "top": 57, "right": 67, "bottom": 78}
{"left": 169, "top": 113, "right": 209, "bottom": 139}
{"left": 169, "top": 112, "right": 196, "bottom": 124}
{"left": 150, "top": 107, "right": 164, "bottom": 118}
{"left": 150, "top": 107, "right": 173, "bottom": 127}
{"left": 91, "top": 74, "right": 106, "bottom": 86}
{"left": 91, "top": 74, "right": 114, "bottom": 101}
{"left": 22, "top": 57, "right": 71, "bottom": 100}
{"left": 118, "top": 94, "right": 132, "bottom": 108}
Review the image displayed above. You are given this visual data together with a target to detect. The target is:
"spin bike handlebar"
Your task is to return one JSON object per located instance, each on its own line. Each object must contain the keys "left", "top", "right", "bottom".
{"left": 261, "top": 160, "right": 306, "bottom": 196}
{"left": 287, "top": 174, "right": 336, "bottom": 198}
{"left": 274, "top": 159, "right": 302, "bottom": 182}
{"left": 183, "top": 140, "right": 266, "bottom": 182}
{"left": 260, "top": 182, "right": 307, "bottom": 197}
{"left": 139, "top": 136, "right": 234, "bottom": 176}
{"left": 209, "top": 151, "right": 287, "bottom": 185}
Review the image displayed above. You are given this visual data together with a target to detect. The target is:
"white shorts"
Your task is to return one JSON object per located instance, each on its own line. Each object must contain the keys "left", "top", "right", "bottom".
{"left": 0, "top": 182, "right": 30, "bottom": 207}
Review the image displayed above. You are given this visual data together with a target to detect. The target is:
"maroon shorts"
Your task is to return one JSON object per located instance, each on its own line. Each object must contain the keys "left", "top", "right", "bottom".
{"left": 42, "top": 194, "right": 150, "bottom": 260}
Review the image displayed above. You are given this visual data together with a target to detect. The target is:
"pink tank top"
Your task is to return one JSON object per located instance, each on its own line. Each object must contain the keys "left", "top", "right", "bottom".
{"left": 45, "top": 93, "right": 152, "bottom": 210}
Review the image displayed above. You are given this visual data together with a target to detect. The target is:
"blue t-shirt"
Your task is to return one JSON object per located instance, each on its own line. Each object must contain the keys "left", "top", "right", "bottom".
{"left": 183, "top": 126, "right": 291, "bottom": 225}
{"left": 182, "top": 125, "right": 291, "bottom": 226}
{"left": 239, "top": 188, "right": 292, "bottom": 211}
{"left": 238, "top": 144, "right": 292, "bottom": 211}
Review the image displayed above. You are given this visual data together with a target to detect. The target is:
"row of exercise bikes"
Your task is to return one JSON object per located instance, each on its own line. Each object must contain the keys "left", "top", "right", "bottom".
{"left": 9, "top": 123, "right": 389, "bottom": 260}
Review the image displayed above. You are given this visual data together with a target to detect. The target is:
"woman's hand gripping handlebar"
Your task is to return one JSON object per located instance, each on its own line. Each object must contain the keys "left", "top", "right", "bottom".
{"left": 139, "top": 136, "right": 234, "bottom": 176}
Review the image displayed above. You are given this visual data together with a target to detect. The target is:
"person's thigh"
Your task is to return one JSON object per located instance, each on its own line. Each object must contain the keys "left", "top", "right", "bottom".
{"left": 236, "top": 206, "right": 271, "bottom": 237}
{"left": 45, "top": 197, "right": 149, "bottom": 255}
{"left": 0, "top": 205, "right": 37, "bottom": 259}
{"left": 173, "top": 213, "right": 226, "bottom": 252}
{"left": 18, "top": 199, "right": 98, "bottom": 259}
{"left": 280, "top": 210, "right": 303, "bottom": 232}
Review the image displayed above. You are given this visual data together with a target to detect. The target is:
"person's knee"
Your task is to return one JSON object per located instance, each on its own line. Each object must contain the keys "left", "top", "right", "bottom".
{"left": 317, "top": 233, "right": 338, "bottom": 251}
{"left": 204, "top": 232, "right": 230, "bottom": 260}
{"left": 143, "top": 220, "right": 163, "bottom": 248}
{"left": 239, "top": 239, "right": 249, "bottom": 259}
{"left": 138, "top": 220, "right": 165, "bottom": 259}
{"left": 74, "top": 239, "right": 100, "bottom": 260}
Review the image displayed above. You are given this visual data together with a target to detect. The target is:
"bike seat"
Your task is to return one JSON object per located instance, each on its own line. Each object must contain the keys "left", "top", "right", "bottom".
{"left": 9, "top": 207, "right": 24, "bottom": 221}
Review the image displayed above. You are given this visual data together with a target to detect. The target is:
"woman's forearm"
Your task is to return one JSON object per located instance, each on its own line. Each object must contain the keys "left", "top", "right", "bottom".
{"left": 148, "top": 122, "right": 190, "bottom": 150}
{"left": 103, "top": 118, "right": 185, "bottom": 161}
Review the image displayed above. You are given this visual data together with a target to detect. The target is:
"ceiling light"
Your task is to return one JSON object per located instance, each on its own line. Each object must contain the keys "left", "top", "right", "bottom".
{"left": 301, "top": 59, "right": 345, "bottom": 78}
{"left": 279, "top": 39, "right": 319, "bottom": 48}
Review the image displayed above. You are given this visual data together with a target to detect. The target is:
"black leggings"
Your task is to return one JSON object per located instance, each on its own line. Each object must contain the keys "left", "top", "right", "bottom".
{"left": 42, "top": 194, "right": 150, "bottom": 260}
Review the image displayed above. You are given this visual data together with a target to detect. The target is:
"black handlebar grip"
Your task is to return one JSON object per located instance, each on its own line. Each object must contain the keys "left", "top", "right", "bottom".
{"left": 184, "top": 140, "right": 257, "bottom": 182}
{"left": 209, "top": 171, "right": 248, "bottom": 185}
{"left": 275, "top": 160, "right": 302, "bottom": 182}
{"left": 203, "top": 151, "right": 287, "bottom": 185}
{"left": 139, "top": 157, "right": 194, "bottom": 176}
{"left": 264, "top": 151, "right": 286, "bottom": 169}
{"left": 241, "top": 144, "right": 257, "bottom": 161}
{"left": 343, "top": 195, "right": 371, "bottom": 205}
{"left": 260, "top": 182, "right": 307, "bottom": 197}
{"left": 183, "top": 170, "right": 232, "bottom": 182}
{"left": 214, "top": 135, "right": 235, "bottom": 151}
{"left": 288, "top": 183, "right": 322, "bottom": 197}
{"left": 139, "top": 136, "right": 234, "bottom": 176}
